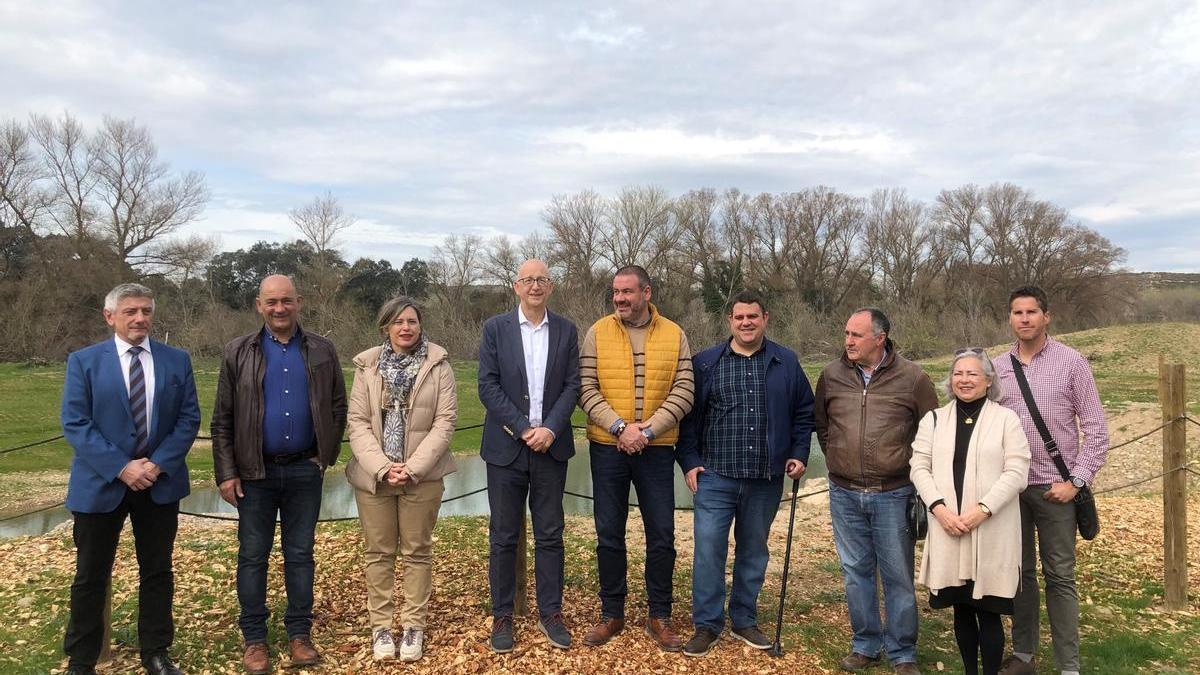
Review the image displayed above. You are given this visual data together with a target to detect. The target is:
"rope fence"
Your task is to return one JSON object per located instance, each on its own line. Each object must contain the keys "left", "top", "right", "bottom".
{"left": 2, "top": 416, "right": 1197, "bottom": 525}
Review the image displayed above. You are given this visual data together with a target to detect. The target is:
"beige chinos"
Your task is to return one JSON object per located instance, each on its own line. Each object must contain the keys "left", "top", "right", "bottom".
{"left": 356, "top": 479, "right": 445, "bottom": 631}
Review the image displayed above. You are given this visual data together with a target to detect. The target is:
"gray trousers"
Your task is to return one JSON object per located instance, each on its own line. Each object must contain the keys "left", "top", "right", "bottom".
{"left": 1012, "top": 485, "right": 1080, "bottom": 671}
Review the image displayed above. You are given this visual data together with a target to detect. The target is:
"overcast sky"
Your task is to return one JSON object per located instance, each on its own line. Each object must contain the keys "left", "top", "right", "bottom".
{"left": 2, "top": 1, "right": 1198, "bottom": 271}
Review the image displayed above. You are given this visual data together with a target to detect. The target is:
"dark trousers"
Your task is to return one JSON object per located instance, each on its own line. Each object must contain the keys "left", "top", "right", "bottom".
{"left": 64, "top": 489, "right": 179, "bottom": 667}
{"left": 589, "top": 442, "right": 677, "bottom": 619}
{"left": 486, "top": 447, "right": 569, "bottom": 619}
{"left": 236, "top": 460, "right": 324, "bottom": 642}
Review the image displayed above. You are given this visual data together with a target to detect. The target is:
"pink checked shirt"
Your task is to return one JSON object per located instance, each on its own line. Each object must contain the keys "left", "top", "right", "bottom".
{"left": 993, "top": 336, "right": 1109, "bottom": 486}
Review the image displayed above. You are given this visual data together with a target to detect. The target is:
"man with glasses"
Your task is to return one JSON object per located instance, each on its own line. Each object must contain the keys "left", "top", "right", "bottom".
{"left": 479, "top": 259, "right": 581, "bottom": 652}
{"left": 814, "top": 307, "right": 938, "bottom": 674}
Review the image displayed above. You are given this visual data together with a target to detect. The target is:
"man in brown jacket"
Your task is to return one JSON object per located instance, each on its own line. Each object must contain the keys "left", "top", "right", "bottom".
{"left": 814, "top": 307, "right": 938, "bottom": 675}
{"left": 211, "top": 274, "right": 347, "bottom": 674}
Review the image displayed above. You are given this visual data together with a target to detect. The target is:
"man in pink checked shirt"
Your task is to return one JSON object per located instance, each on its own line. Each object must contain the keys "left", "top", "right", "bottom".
{"left": 992, "top": 285, "right": 1109, "bottom": 675}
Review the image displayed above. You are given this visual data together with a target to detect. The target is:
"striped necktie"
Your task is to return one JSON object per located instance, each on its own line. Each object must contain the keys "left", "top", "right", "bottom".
{"left": 128, "top": 345, "right": 149, "bottom": 458}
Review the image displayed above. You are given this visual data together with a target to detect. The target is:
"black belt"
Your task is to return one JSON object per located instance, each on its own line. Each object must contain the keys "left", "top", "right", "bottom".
{"left": 264, "top": 447, "right": 318, "bottom": 465}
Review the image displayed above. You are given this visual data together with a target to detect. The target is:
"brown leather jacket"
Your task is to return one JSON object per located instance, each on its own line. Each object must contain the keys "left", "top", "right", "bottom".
{"left": 814, "top": 341, "right": 939, "bottom": 491}
{"left": 211, "top": 326, "right": 348, "bottom": 483}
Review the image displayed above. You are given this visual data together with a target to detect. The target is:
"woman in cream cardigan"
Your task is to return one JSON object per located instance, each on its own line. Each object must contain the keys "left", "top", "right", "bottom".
{"left": 346, "top": 296, "right": 457, "bottom": 663}
{"left": 910, "top": 348, "right": 1029, "bottom": 675}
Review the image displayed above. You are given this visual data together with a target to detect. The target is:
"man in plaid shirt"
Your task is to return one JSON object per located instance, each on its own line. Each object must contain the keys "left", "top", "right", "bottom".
{"left": 993, "top": 285, "right": 1109, "bottom": 675}
{"left": 676, "top": 290, "right": 814, "bottom": 657}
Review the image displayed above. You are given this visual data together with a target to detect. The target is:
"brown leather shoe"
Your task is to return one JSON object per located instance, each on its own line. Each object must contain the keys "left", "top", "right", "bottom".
{"left": 242, "top": 643, "right": 269, "bottom": 675}
{"left": 839, "top": 651, "right": 882, "bottom": 671}
{"left": 893, "top": 663, "right": 921, "bottom": 675}
{"left": 582, "top": 617, "right": 625, "bottom": 647}
{"left": 289, "top": 635, "right": 321, "bottom": 666}
{"left": 645, "top": 617, "right": 683, "bottom": 652}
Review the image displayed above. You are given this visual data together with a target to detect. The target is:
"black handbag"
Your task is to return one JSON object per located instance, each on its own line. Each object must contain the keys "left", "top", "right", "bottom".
{"left": 907, "top": 492, "right": 928, "bottom": 540}
{"left": 907, "top": 410, "right": 936, "bottom": 541}
{"left": 1009, "top": 355, "right": 1100, "bottom": 540}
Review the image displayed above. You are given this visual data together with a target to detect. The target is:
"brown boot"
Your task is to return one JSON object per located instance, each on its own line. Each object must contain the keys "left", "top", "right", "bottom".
{"left": 241, "top": 643, "right": 269, "bottom": 675}
{"left": 645, "top": 617, "right": 683, "bottom": 652}
{"left": 583, "top": 617, "right": 625, "bottom": 647}
{"left": 289, "top": 635, "right": 321, "bottom": 666}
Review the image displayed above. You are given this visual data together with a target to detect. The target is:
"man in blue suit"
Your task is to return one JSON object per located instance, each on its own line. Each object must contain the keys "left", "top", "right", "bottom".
{"left": 60, "top": 283, "right": 200, "bottom": 675}
{"left": 479, "top": 259, "right": 580, "bottom": 653}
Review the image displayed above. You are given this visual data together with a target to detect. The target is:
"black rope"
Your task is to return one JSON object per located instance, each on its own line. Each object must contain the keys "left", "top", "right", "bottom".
{"left": 1106, "top": 417, "right": 1184, "bottom": 452}
{"left": 176, "top": 485, "right": 496, "bottom": 523}
{"left": 1093, "top": 464, "right": 1195, "bottom": 495}
{"left": 0, "top": 435, "right": 65, "bottom": 454}
{"left": 1184, "top": 415, "right": 1200, "bottom": 428}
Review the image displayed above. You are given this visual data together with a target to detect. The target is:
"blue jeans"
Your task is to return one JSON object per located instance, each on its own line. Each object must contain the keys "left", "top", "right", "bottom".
{"left": 691, "top": 471, "right": 784, "bottom": 632}
{"left": 589, "top": 442, "right": 677, "bottom": 619}
{"left": 828, "top": 482, "right": 918, "bottom": 665}
{"left": 236, "top": 460, "right": 324, "bottom": 642}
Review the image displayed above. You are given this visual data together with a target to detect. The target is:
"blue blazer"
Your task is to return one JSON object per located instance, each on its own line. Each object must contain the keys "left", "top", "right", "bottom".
{"left": 61, "top": 338, "right": 201, "bottom": 513}
{"left": 676, "top": 338, "right": 815, "bottom": 476}
{"left": 478, "top": 308, "right": 580, "bottom": 465}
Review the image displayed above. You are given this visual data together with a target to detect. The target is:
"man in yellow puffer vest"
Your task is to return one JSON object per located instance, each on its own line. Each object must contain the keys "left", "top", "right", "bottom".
{"left": 579, "top": 265, "right": 694, "bottom": 652}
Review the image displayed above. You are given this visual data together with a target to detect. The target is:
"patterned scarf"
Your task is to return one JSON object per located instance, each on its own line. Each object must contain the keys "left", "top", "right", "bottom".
{"left": 377, "top": 338, "right": 428, "bottom": 462}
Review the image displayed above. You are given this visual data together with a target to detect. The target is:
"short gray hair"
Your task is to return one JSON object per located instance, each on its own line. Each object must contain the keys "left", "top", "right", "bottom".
{"left": 851, "top": 307, "right": 890, "bottom": 337}
{"left": 942, "top": 348, "right": 1005, "bottom": 401}
{"left": 104, "top": 283, "right": 155, "bottom": 313}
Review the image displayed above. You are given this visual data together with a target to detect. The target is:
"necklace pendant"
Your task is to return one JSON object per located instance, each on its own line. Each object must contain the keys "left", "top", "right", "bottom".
{"left": 965, "top": 417, "right": 974, "bottom": 424}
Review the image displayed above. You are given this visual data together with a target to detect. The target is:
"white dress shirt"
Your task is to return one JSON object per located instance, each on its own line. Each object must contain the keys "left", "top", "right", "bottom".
{"left": 115, "top": 335, "right": 155, "bottom": 426}
{"left": 518, "top": 306, "right": 550, "bottom": 427}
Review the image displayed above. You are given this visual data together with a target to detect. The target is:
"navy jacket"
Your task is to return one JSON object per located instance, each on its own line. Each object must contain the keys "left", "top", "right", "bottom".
{"left": 478, "top": 308, "right": 580, "bottom": 465}
{"left": 677, "top": 338, "right": 815, "bottom": 476}
{"left": 61, "top": 338, "right": 201, "bottom": 513}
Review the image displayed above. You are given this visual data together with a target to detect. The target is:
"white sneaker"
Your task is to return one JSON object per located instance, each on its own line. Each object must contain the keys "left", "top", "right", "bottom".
{"left": 399, "top": 627, "right": 424, "bottom": 662}
{"left": 372, "top": 628, "right": 395, "bottom": 660}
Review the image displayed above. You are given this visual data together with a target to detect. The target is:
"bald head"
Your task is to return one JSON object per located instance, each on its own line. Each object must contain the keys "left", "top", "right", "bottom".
{"left": 259, "top": 274, "right": 297, "bottom": 298}
{"left": 256, "top": 274, "right": 302, "bottom": 341}
{"left": 514, "top": 259, "right": 552, "bottom": 316}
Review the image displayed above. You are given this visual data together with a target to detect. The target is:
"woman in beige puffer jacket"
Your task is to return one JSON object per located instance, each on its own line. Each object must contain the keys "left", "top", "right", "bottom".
{"left": 345, "top": 296, "right": 456, "bottom": 663}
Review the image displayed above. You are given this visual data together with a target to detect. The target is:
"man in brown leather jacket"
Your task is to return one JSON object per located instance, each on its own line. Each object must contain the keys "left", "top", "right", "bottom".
{"left": 211, "top": 274, "right": 347, "bottom": 674}
{"left": 814, "top": 307, "right": 937, "bottom": 675}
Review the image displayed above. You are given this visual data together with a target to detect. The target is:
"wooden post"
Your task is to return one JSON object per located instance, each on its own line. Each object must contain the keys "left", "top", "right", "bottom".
{"left": 514, "top": 511, "right": 528, "bottom": 616}
{"left": 99, "top": 582, "right": 112, "bottom": 663}
{"left": 1160, "top": 359, "right": 1188, "bottom": 611}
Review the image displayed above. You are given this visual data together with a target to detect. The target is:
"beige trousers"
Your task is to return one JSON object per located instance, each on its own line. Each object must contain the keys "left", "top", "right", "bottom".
{"left": 355, "top": 478, "right": 444, "bottom": 631}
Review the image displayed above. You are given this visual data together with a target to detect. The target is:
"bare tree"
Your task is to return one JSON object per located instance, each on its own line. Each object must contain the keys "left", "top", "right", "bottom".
{"left": 786, "top": 187, "right": 868, "bottom": 312}
{"left": 290, "top": 190, "right": 354, "bottom": 265}
{"left": 431, "top": 232, "right": 483, "bottom": 307}
{"left": 520, "top": 231, "right": 552, "bottom": 263}
{"left": 600, "top": 185, "right": 676, "bottom": 272}
{"left": 934, "top": 184, "right": 989, "bottom": 323}
{"left": 482, "top": 234, "right": 520, "bottom": 286}
{"left": 29, "top": 112, "right": 96, "bottom": 251}
{"left": 865, "top": 188, "right": 945, "bottom": 307}
{"left": 0, "top": 120, "right": 50, "bottom": 238}
{"left": 542, "top": 189, "right": 605, "bottom": 287}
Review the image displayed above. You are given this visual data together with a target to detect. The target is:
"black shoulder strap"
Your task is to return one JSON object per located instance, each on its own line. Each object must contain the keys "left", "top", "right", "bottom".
{"left": 1009, "top": 354, "right": 1072, "bottom": 481}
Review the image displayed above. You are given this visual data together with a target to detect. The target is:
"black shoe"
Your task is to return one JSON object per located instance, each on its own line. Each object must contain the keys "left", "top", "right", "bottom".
{"left": 538, "top": 612, "right": 572, "bottom": 649}
{"left": 143, "top": 652, "right": 184, "bottom": 675}
{"left": 491, "top": 615, "right": 515, "bottom": 653}
{"left": 65, "top": 666, "right": 97, "bottom": 675}
{"left": 731, "top": 624, "right": 772, "bottom": 649}
{"left": 682, "top": 628, "right": 720, "bottom": 657}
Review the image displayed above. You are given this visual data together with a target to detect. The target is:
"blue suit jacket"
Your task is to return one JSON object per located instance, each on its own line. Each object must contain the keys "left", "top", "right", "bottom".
{"left": 478, "top": 308, "right": 580, "bottom": 465}
{"left": 61, "top": 337, "right": 201, "bottom": 513}
{"left": 676, "top": 338, "right": 815, "bottom": 476}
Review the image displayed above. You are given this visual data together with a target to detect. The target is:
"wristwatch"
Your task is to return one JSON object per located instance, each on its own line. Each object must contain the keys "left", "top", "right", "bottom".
{"left": 977, "top": 502, "right": 992, "bottom": 516}
{"left": 613, "top": 420, "right": 628, "bottom": 435}
{"left": 1069, "top": 476, "right": 1086, "bottom": 489}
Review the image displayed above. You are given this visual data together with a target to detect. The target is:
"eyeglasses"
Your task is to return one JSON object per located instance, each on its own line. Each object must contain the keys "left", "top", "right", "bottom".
{"left": 954, "top": 347, "right": 985, "bottom": 356}
{"left": 517, "top": 276, "right": 552, "bottom": 287}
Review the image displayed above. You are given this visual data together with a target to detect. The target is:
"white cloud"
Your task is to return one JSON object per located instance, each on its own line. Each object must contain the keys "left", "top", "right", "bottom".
{"left": 542, "top": 126, "right": 910, "bottom": 162}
